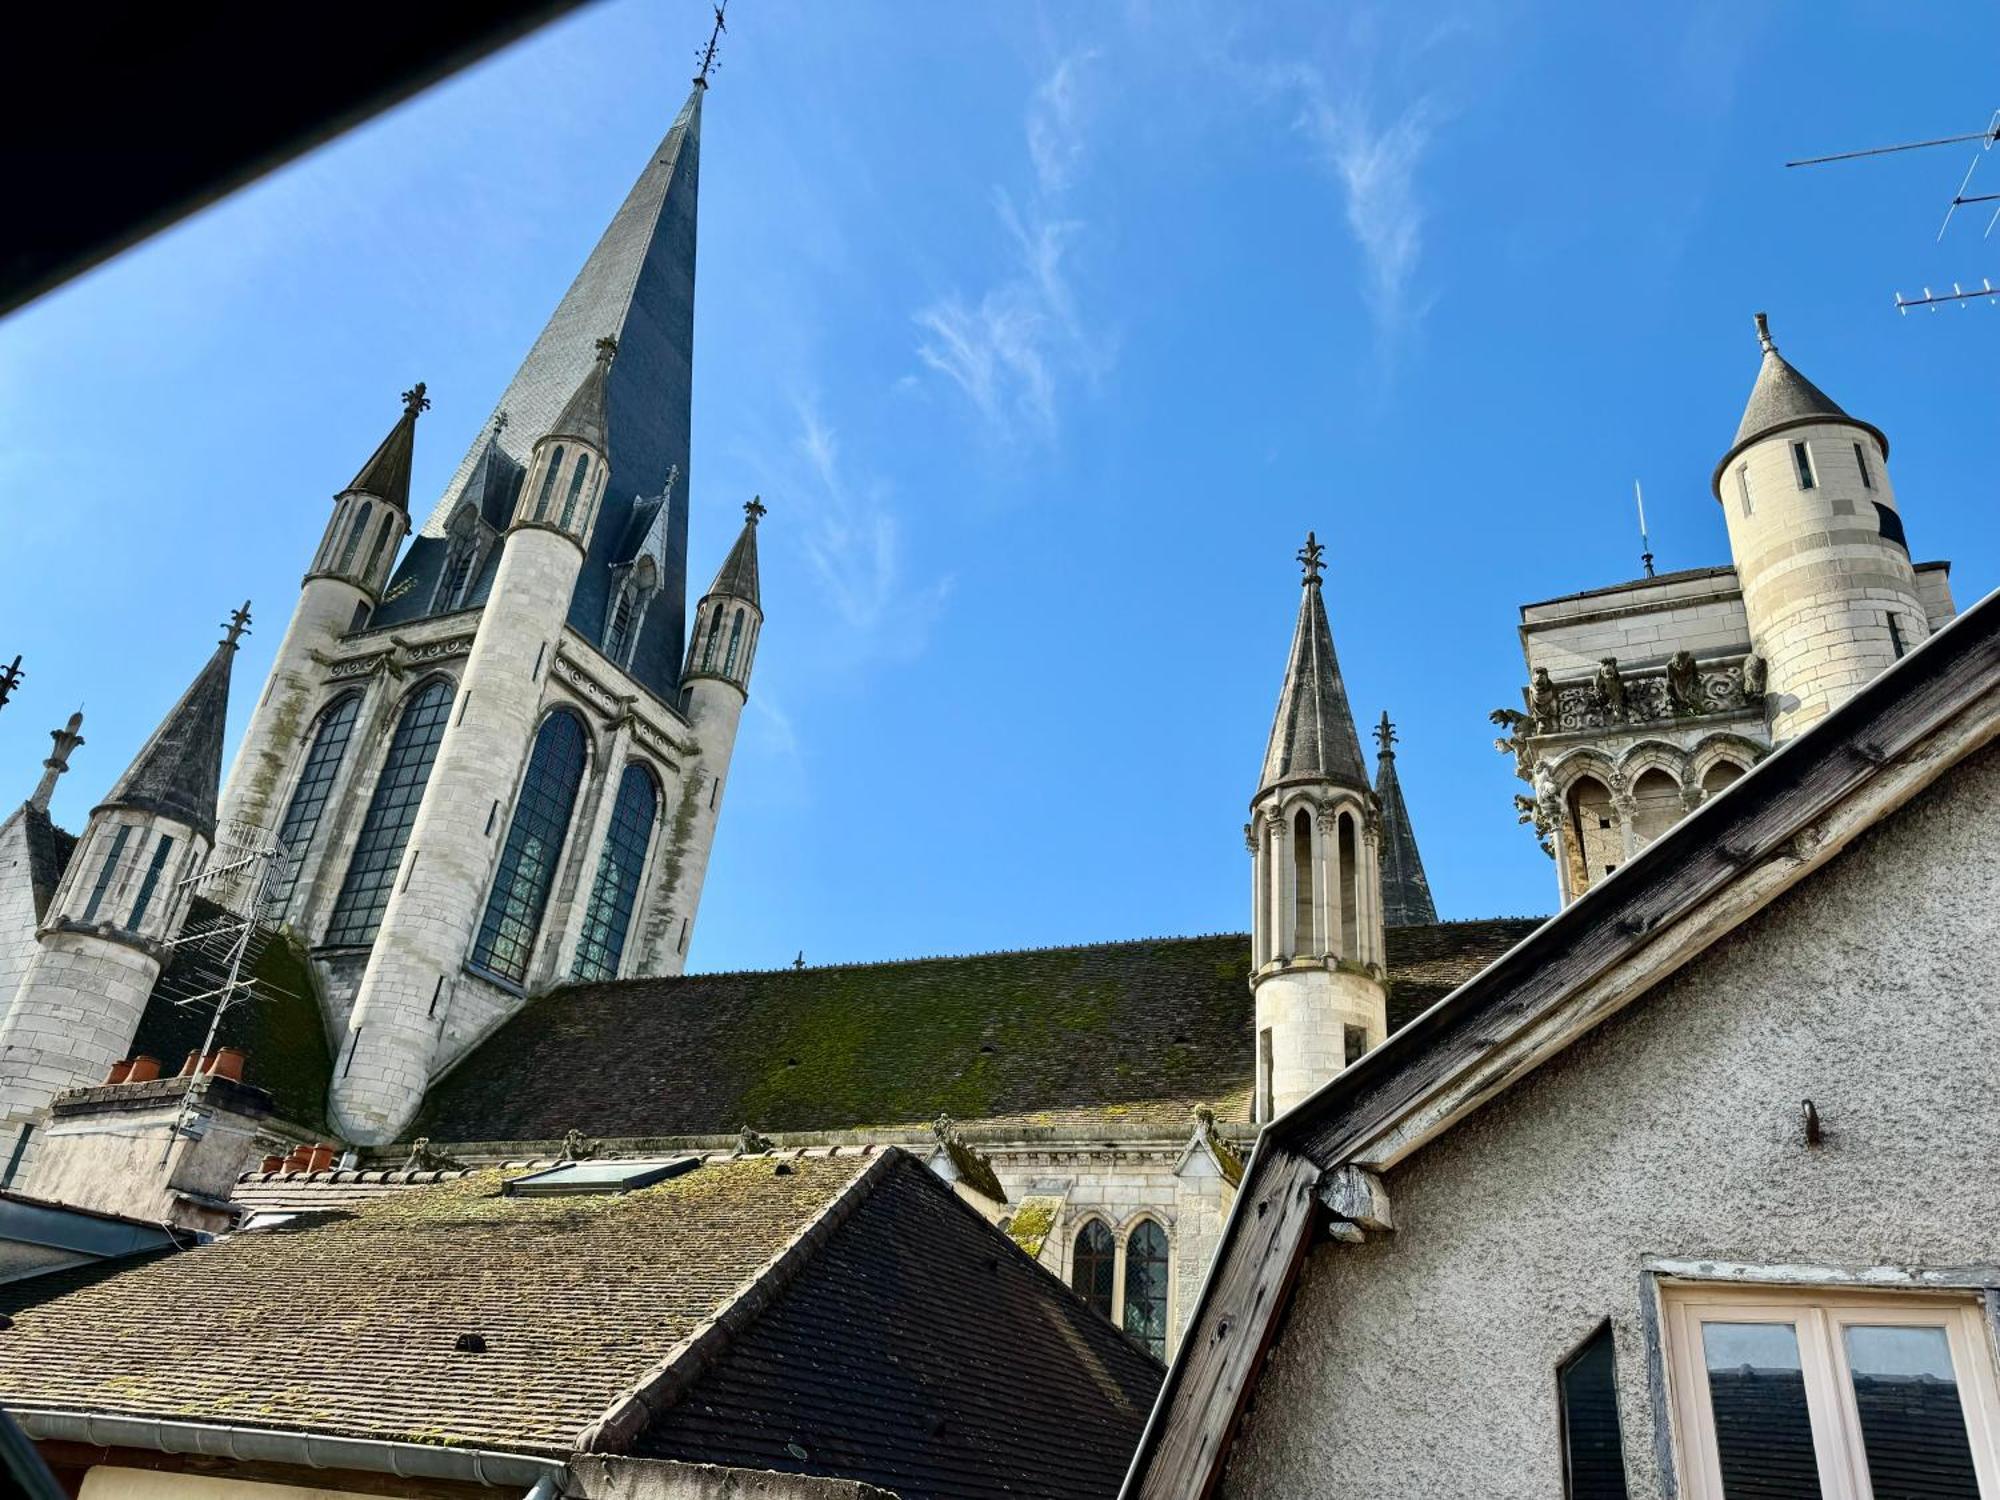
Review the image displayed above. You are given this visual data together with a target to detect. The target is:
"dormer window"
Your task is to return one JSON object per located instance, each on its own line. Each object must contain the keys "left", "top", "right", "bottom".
{"left": 1791, "top": 441, "right": 1816, "bottom": 490}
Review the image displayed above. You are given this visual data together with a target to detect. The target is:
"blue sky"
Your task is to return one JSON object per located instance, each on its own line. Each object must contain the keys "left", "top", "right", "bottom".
{"left": 1, "top": 1, "right": 1993, "bottom": 972}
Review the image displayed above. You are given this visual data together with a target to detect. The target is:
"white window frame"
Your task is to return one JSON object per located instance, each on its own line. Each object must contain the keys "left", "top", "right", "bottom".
{"left": 1663, "top": 1282, "right": 2000, "bottom": 1500}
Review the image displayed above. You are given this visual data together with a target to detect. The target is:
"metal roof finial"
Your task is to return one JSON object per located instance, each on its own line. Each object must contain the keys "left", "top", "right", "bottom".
{"left": 0, "top": 656, "right": 21, "bottom": 713}
{"left": 1754, "top": 311, "right": 1777, "bottom": 354}
{"left": 400, "top": 381, "right": 431, "bottom": 416}
{"left": 1375, "top": 710, "right": 1397, "bottom": 757}
{"left": 745, "top": 495, "right": 767, "bottom": 525}
{"left": 695, "top": 1, "right": 728, "bottom": 87}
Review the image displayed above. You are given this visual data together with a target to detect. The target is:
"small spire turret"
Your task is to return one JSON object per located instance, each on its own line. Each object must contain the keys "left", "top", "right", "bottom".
{"left": 29, "top": 710, "right": 84, "bottom": 813}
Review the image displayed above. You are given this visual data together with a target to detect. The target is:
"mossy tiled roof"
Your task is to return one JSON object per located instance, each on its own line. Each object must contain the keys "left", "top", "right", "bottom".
{"left": 415, "top": 922, "right": 1545, "bottom": 1148}
{"left": 0, "top": 1155, "right": 875, "bottom": 1455}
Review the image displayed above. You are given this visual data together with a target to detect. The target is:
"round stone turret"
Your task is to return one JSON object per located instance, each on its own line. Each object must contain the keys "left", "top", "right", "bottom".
{"left": 1712, "top": 314, "right": 1929, "bottom": 741}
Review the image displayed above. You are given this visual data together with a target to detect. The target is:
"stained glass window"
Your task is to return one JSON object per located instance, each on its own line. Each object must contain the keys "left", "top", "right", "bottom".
{"left": 1123, "top": 1219, "right": 1170, "bottom": 1360}
{"left": 268, "top": 694, "right": 361, "bottom": 915}
{"left": 324, "top": 679, "right": 453, "bottom": 946}
{"left": 436, "top": 543, "right": 477, "bottom": 612}
{"left": 560, "top": 452, "right": 591, "bottom": 529}
{"left": 1072, "top": 1221, "right": 1115, "bottom": 1319}
{"left": 532, "top": 445, "right": 565, "bottom": 520}
{"left": 472, "top": 711, "right": 588, "bottom": 983}
{"left": 337, "top": 501, "right": 373, "bottom": 573}
{"left": 571, "top": 764, "right": 658, "bottom": 982}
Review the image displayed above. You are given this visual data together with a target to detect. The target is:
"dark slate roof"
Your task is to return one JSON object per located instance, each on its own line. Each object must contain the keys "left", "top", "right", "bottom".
{"left": 19, "top": 805, "right": 77, "bottom": 920}
{"left": 412, "top": 923, "right": 1545, "bottom": 1148}
{"left": 1712, "top": 313, "right": 1887, "bottom": 494}
{"left": 637, "top": 1152, "right": 1162, "bottom": 1500}
{"left": 1373, "top": 714, "right": 1437, "bottom": 929}
{"left": 0, "top": 1154, "right": 878, "bottom": 1455}
{"left": 382, "top": 82, "right": 704, "bottom": 701}
{"left": 101, "top": 638, "right": 236, "bottom": 836}
{"left": 703, "top": 507, "right": 760, "bottom": 608}
{"left": 128, "top": 900, "right": 332, "bottom": 1129}
{"left": 1260, "top": 575, "right": 1369, "bottom": 796}
{"left": 343, "top": 394, "right": 423, "bottom": 512}
{"left": 0, "top": 1149, "right": 1158, "bottom": 1495}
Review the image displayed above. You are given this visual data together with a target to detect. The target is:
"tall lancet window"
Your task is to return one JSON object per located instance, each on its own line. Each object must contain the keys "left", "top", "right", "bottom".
{"left": 572, "top": 764, "right": 659, "bottom": 981}
{"left": 362, "top": 512, "right": 397, "bottom": 587}
{"left": 269, "top": 693, "right": 361, "bottom": 914}
{"left": 1123, "top": 1220, "right": 1171, "bottom": 1360}
{"left": 723, "top": 608, "right": 746, "bottom": 677}
{"left": 699, "top": 610, "right": 722, "bottom": 672}
{"left": 435, "top": 542, "right": 477, "bottom": 612}
{"left": 1337, "top": 812, "right": 1360, "bottom": 962}
{"left": 532, "top": 445, "right": 566, "bottom": 521}
{"left": 473, "top": 710, "right": 589, "bottom": 983}
{"left": 325, "top": 679, "right": 453, "bottom": 946}
{"left": 337, "top": 501, "right": 374, "bottom": 573}
{"left": 1291, "top": 809, "right": 1314, "bottom": 956}
{"left": 559, "top": 453, "right": 592, "bottom": 529}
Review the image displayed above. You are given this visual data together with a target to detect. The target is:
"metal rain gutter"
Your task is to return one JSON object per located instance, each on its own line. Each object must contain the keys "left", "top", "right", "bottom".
{"left": 13, "top": 1409, "right": 567, "bottom": 1491}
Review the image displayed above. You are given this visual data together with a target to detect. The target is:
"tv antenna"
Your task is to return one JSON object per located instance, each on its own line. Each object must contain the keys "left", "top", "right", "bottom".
{"left": 1634, "top": 480, "right": 1655, "bottom": 579}
{"left": 1788, "top": 110, "right": 1999, "bottom": 314}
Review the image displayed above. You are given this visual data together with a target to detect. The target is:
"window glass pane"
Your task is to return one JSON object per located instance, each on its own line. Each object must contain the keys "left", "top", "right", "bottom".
{"left": 127, "top": 833, "right": 175, "bottom": 930}
{"left": 338, "top": 501, "right": 373, "bottom": 572}
{"left": 472, "top": 711, "right": 589, "bottom": 983}
{"left": 82, "top": 825, "right": 132, "bottom": 923}
{"left": 325, "top": 680, "right": 453, "bottom": 946}
{"left": 1123, "top": 1219, "right": 1170, "bottom": 1360}
{"left": 269, "top": 695, "right": 360, "bottom": 913}
{"left": 572, "top": 765, "right": 659, "bottom": 981}
{"left": 1071, "top": 1221, "right": 1114, "bottom": 1319}
{"left": 1844, "top": 1325, "right": 1981, "bottom": 1500}
{"left": 1560, "top": 1323, "right": 1629, "bottom": 1500}
{"left": 1701, "top": 1321, "right": 1824, "bottom": 1499}
{"left": 533, "top": 445, "right": 564, "bottom": 519}
{"left": 560, "top": 452, "right": 591, "bottom": 528}
{"left": 1792, "top": 442, "right": 1816, "bottom": 490}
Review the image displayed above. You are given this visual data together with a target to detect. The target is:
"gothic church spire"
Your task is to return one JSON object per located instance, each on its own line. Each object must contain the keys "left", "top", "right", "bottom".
{"left": 1372, "top": 712, "right": 1437, "bottom": 928}
{"left": 1259, "top": 533, "right": 1369, "bottom": 797}
{"left": 101, "top": 603, "right": 249, "bottom": 839}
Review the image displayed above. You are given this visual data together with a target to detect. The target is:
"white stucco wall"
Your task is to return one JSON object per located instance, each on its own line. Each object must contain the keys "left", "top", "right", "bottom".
{"left": 1222, "top": 735, "right": 2000, "bottom": 1499}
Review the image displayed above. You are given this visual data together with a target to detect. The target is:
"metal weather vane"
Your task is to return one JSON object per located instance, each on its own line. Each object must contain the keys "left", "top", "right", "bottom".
{"left": 696, "top": 1, "right": 727, "bottom": 85}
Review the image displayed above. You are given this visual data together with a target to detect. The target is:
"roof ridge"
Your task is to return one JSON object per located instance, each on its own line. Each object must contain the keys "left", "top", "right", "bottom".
{"left": 572, "top": 930, "right": 1258, "bottom": 989}
{"left": 575, "top": 1147, "right": 901, "bottom": 1454}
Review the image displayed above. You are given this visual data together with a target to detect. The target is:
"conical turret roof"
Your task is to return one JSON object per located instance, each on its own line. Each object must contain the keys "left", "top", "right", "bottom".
{"left": 1372, "top": 712, "right": 1437, "bottom": 927}
{"left": 344, "top": 385, "right": 429, "bottom": 512}
{"left": 703, "top": 497, "right": 763, "bottom": 608}
{"left": 101, "top": 607, "right": 248, "bottom": 838}
{"left": 1259, "top": 535, "right": 1369, "bottom": 797}
{"left": 1712, "top": 313, "right": 1887, "bottom": 495}
{"left": 545, "top": 337, "right": 618, "bottom": 454}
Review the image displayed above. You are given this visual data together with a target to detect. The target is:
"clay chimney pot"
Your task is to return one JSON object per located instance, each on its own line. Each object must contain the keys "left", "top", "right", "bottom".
{"left": 260, "top": 1155, "right": 285, "bottom": 1174}
{"left": 305, "top": 1144, "right": 337, "bottom": 1173}
{"left": 126, "top": 1056, "right": 161, "bottom": 1083}
{"left": 179, "top": 1051, "right": 204, "bottom": 1078}
{"left": 283, "top": 1145, "right": 312, "bottom": 1172}
{"left": 209, "top": 1047, "right": 246, "bottom": 1082}
{"left": 105, "top": 1060, "right": 133, "bottom": 1086}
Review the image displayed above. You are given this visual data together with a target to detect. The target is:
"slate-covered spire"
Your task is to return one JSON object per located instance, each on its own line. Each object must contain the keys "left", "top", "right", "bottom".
{"left": 1713, "top": 312, "right": 1887, "bottom": 492}
{"left": 705, "top": 495, "right": 762, "bottom": 607}
{"left": 1372, "top": 712, "right": 1437, "bottom": 928}
{"left": 344, "top": 383, "right": 429, "bottom": 512}
{"left": 1259, "top": 533, "right": 1369, "bottom": 796}
{"left": 102, "top": 604, "right": 249, "bottom": 839}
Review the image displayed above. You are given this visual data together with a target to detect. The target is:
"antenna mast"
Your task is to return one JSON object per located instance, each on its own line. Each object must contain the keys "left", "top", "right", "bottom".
{"left": 1635, "top": 481, "right": 1654, "bottom": 579}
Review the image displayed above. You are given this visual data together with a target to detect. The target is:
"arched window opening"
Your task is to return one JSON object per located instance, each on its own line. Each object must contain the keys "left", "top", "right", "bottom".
{"left": 572, "top": 765, "right": 659, "bottom": 982}
{"left": 1071, "top": 1221, "right": 1115, "bottom": 1320}
{"left": 472, "top": 711, "right": 589, "bottom": 983}
{"left": 436, "top": 542, "right": 478, "bottom": 612}
{"left": 269, "top": 694, "right": 361, "bottom": 914}
{"left": 362, "top": 513, "right": 397, "bottom": 586}
{"left": 560, "top": 452, "right": 592, "bottom": 529}
{"left": 532, "top": 445, "right": 565, "bottom": 520}
{"left": 1566, "top": 776, "right": 1619, "bottom": 894}
{"left": 699, "top": 609, "right": 721, "bottom": 672}
{"left": 1290, "top": 809, "right": 1313, "bottom": 957}
{"left": 325, "top": 679, "right": 454, "bottom": 946}
{"left": 1123, "top": 1220, "right": 1171, "bottom": 1360}
{"left": 336, "top": 501, "right": 373, "bottom": 573}
{"left": 1702, "top": 761, "right": 1745, "bottom": 800}
{"left": 723, "top": 608, "right": 745, "bottom": 677}
{"left": 606, "top": 589, "right": 637, "bottom": 664}
{"left": 1630, "top": 768, "right": 1681, "bottom": 850}
{"left": 1337, "top": 812, "right": 1359, "bottom": 962}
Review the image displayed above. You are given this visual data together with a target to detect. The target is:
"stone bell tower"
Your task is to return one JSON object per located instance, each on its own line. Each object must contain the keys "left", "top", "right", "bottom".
{"left": 1249, "top": 534, "right": 1387, "bottom": 1123}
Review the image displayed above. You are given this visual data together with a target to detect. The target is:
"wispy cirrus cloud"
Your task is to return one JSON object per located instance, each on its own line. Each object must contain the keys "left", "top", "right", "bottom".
{"left": 914, "top": 48, "right": 1109, "bottom": 442}
{"left": 1294, "top": 79, "right": 1437, "bottom": 332}
{"left": 790, "top": 400, "right": 951, "bottom": 658}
